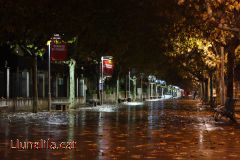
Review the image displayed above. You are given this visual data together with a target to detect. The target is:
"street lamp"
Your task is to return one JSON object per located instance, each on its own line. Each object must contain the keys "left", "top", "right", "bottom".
{"left": 148, "top": 75, "right": 156, "bottom": 99}
{"left": 128, "top": 70, "right": 131, "bottom": 100}
{"left": 5, "top": 60, "right": 9, "bottom": 99}
{"left": 100, "top": 56, "right": 113, "bottom": 105}
{"left": 47, "top": 40, "right": 51, "bottom": 111}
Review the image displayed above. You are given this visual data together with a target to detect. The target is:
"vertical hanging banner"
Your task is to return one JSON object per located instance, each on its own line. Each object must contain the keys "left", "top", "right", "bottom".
{"left": 50, "top": 34, "right": 68, "bottom": 61}
{"left": 102, "top": 56, "right": 114, "bottom": 77}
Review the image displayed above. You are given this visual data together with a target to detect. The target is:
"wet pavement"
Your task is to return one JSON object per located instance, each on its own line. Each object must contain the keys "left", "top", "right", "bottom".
{"left": 1, "top": 99, "right": 240, "bottom": 160}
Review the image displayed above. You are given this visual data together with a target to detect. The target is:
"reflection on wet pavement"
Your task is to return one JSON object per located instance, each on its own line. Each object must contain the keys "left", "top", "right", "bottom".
{"left": 1, "top": 100, "right": 240, "bottom": 159}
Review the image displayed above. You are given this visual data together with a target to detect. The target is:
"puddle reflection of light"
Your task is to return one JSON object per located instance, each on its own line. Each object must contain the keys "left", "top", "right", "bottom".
{"left": 98, "top": 108, "right": 114, "bottom": 112}
{"left": 197, "top": 118, "right": 223, "bottom": 151}
{"left": 145, "top": 99, "right": 162, "bottom": 102}
{"left": 198, "top": 123, "right": 223, "bottom": 131}
{"left": 47, "top": 114, "right": 68, "bottom": 125}
{"left": 205, "top": 123, "right": 223, "bottom": 131}
{"left": 199, "top": 130, "right": 203, "bottom": 143}
{"left": 122, "top": 102, "right": 144, "bottom": 105}
{"left": 197, "top": 117, "right": 223, "bottom": 131}
{"left": 68, "top": 113, "right": 75, "bottom": 160}
{"left": 81, "top": 111, "right": 86, "bottom": 127}
{"left": 98, "top": 112, "right": 111, "bottom": 157}
{"left": 80, "top": 105, "right": 118, "bottom": 112}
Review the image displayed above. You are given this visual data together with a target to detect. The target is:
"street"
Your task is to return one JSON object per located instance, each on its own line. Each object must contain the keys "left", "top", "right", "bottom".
{"left": 1, "top": 99, "right": 240, "bottom": 159}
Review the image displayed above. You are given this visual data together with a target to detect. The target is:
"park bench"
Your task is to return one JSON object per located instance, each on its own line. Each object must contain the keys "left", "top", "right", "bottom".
{"left": 0, "top": 98, "right": 8, "bottom": 111}
{"left": 87, "top": 99, "right": 100, "bottom": 106}
{"left": 51, "top": 101, "right": 70, "bottom": 111}
{"left": 213, "top": 98, "right": 237, "bottom": 122}
{"left": 118, "top": 98, "right": 134, "bottom": 103}
{"left": 118, "top": 98, "right": 126, "bottom": 103}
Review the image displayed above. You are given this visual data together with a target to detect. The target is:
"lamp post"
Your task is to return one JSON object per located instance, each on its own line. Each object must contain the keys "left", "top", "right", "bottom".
{"left": 140, "top": 73, "right": 144, "bottom": 101}
{"left": 99, "top": 60, "right": 103, "bottom": 105}
{"left": 99, "top": 56, "right": 113, "bottom": 105}
{"left": 128, "top": 70, "right": 131, "bottom": 100}
{"left": 5, "top": 60, "right": 9, "bottom": 99}
{"left": 161, "top": 80, "right": 166, "bottom": 98}
{"left": 148, "top": 75, "right": 156, "bottom": 99}
{"left": 47, "top": 40, "right": 51, "bottom": 111}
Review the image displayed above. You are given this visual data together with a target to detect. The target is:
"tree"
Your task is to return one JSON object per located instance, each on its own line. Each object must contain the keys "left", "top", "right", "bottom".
{"left": 177, "top": 0, "right": 240, "bottom": 121}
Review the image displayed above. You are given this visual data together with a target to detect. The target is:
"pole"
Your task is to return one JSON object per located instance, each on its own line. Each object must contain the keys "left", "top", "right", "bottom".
{"left": 155, "top": 85, "right": 158, "bottom": 98}
{"left": 150, "top": 83, "right": 153, "bottom": 98}
{"left": 6, "top": 67, "right": 10, "bottom": 99}
{"left": 125, "top": 75, "right": 127, "bottom": 99}
{"left": 98, "top": 61, "right": 101, "bottom": 104}
{"left": 161, "top": 87, "right": 164, "bottom": 97}
{"left": 48, "top": 42, "right": 51, "bottom": 111}
{"left": 141, "top": 76, "right": 143, "bottom": 101}
{"left": 116, "top": 78, "right": 119, "bottom": 103}
{"left": 26, "top": 71, "right": 29, "bottom": 98}
{"left": 128, "top": 70, "right": 131, "bottom": 100}
{"left": 148, "top": 83, "right": 150, "bottom": 99}
{"left": 99, "top": 61, "right": 102, "bottom": 105}
{"left": 101, "top": 58, "right": 104, "bottom": 105}
{"left": 76, "top": 77, "right": 78, "bottom": 97}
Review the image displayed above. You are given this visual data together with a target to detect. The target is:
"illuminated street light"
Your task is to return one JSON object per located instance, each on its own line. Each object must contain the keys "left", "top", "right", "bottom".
{"left": 148, "top": 75, "right": 156, "bottom": 98}
{"left": 47, "top": 40, "right": 51, "bottom": 111}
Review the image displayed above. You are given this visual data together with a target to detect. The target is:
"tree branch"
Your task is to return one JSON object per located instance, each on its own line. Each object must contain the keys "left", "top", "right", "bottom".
{"left": 218, "top": 24, "right": 240, "bottom": 33}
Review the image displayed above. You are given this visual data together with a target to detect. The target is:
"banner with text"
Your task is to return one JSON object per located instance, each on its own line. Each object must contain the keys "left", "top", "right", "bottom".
{"left": 50, "top": 34, "right": 68, "bottom": 61}
{"left": 102, "top": 56, "right": 114, "bottom": 77}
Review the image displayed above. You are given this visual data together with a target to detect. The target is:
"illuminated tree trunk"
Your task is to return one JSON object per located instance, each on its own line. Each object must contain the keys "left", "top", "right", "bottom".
{"left": 68, "top": 59, "right": 76, "bottom": 109}
{"left": 220, "top": 46, "right": 225, "bottom": 106}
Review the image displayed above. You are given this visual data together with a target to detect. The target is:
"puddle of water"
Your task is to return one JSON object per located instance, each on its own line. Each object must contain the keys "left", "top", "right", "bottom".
{"left": 79, "top": 104, "right": 119, "bottom": 112}
{"left": 1, "top": 100, "right": 240, "bottom": 160}
{"left": 196, "top": 123, "right": 224, "bottom": 131}
{"left": 122, "top": 102, "right": 144, "bottom": 105}
{"left": 47, "top": 114, "right": 68, "bottom": 125}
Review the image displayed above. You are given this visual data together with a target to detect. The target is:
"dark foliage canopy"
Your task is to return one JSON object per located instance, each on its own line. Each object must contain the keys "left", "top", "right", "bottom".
{"left": 0, "top": 0, "right": 197, "bottom": 88}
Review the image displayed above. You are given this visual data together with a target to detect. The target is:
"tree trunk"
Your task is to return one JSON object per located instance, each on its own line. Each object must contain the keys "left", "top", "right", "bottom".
{"left": 226, "top": 49, "right": 234, "bottom": 112}
{"left": 201, "top": 81, "right": 204, "bottom": 100}
{"left": 220, "top": 46, "right": 225, "bottom": 105}
{"left": 225, "top": 37, "right": 239, "bottom": 121}
{"left": 32, "top": 55, "right": 38, "bottom": 113}
{"left": 209, "top": 71, "right": 213, "bottom": 107}
{"left": 204, "top": 79, "right": 209, "bottom": 103}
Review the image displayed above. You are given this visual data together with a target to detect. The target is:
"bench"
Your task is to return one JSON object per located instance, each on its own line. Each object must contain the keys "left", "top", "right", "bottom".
{"left": 118, "top": 98, "right": 126, "bottom": 103}
{"left": 51, "top": 102, "right": 70, "bottom": 111}
{"left": 87, "top": 99, "right": 100, "bottom": 106}
{"left": 0, "top": 98, "right": 8, "bottom": 111}
{"left": 213, "top": 98, "right": 237, "bottom": 122}
{"left": 0, "top": 105, "right": 8, "bottom": 111}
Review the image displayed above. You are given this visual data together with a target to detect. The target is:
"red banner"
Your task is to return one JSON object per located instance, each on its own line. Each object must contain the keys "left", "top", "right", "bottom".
{"left": 50, "top": 35, "right": 68, "bottom": 61}
{"left": 102, "top": 57, "right": 114, "bottom": 77}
